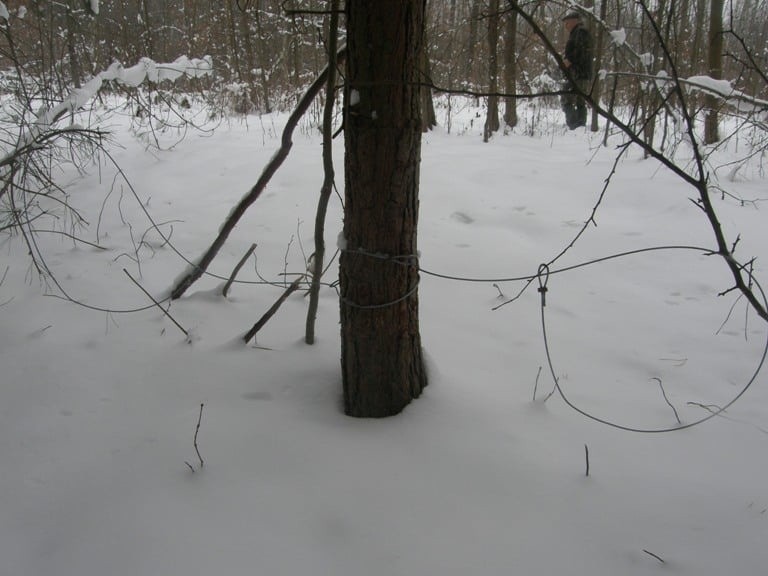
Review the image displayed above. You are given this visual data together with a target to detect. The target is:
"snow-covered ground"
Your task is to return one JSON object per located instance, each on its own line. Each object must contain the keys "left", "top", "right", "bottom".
{"left": 1, "top": 101, "right": 767, "bottom": 576}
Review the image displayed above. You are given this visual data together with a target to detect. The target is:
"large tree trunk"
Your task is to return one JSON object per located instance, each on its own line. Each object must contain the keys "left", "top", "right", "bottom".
{"left": 340, "top": 0, "right": 428, "bottom": 418}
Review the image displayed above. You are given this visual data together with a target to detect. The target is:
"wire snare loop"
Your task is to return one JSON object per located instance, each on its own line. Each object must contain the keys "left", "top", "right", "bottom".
{"left": 536, "top": 251, "right": 768, "bottom": 433}
{"left": 537, "top": 263, "right": 550, "bottom": 307}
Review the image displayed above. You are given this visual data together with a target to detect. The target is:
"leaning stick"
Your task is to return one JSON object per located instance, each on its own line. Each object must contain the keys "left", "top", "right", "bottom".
{"left": 243, "top": 276, "right": 304, "bottom": 343}
{"left": 222, "top": 243, "right": 257, "bottom": 297}
{"left": 171, "top": 48, "right": 347, "bottom": 300}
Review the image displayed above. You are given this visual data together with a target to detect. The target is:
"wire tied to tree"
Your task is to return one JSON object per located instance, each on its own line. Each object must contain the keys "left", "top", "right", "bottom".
{"left": 536, "top": 263, "right": 550, "bottom": 307}
{"left": 339, "top": 247, "right": 421, "bottom": 310}
{"left": 340, "top": 278, "right": 421, "bottom": 311}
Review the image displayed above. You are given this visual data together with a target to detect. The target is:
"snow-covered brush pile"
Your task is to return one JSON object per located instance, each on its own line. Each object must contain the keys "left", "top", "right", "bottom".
{"left": 0, "top": 51, "right": 215, "bottom": 274}
{"left": 2, "top": 55, "right": 213, "bottom": 160}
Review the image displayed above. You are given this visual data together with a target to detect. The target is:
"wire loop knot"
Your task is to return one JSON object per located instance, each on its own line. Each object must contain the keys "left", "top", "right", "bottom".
{"left": 537, "top": 263, "right": 550, "bottom": 306}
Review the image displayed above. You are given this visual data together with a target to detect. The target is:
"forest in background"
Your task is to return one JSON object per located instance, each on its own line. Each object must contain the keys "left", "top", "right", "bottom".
{"left": 1, "top": 0, "right": 766, "bottom": 119}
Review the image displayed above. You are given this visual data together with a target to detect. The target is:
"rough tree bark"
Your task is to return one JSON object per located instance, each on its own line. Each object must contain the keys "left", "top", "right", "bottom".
{"left": 340, "top": 0, "right": 428, "bottom": 418}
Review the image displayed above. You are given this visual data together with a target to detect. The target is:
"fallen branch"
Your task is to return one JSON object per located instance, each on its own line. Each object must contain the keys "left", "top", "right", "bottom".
{"left": 171, "top": 47, "right": 347, "bottom": 300}
{"left": 243, "top": 276, "right": 304, "bottom": 343}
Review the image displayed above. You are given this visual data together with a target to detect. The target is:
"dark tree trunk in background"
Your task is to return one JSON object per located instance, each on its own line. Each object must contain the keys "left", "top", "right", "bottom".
{"left": 420, "top": 38, "right": 437, "bottom": 132}
{"left": 254, "top": 1, "right": 272, "bottom": 112}
{"left": 340, "top": 0, "right": 428, "bottom": 418}
{"left": 503, "top": 5, "right": 518, "bottom": 129}
{"left": 465, "top": 1, "right": 480, "bottom": 85}
{"left": 590, "top": 0, "right": 606, "bottom": 132}
{"left": 225, "top": 0, "right": 242, "bottom": 83}
{"left": 139, "top": 0, "right": 154, "bottom": 59}
{"left": 238, "top": 2, "right": 258, "bottom": 108}
{"left": 484, "top": 0, "right": 501, "bottom": 141}
{"left": 704, "top": 0, "right": 723, "bottom": 144}
{"left": 65, "top": 1, "right": 83, "bottom": 88}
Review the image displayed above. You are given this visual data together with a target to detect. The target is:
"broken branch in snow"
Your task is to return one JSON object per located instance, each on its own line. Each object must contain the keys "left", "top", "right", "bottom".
{"left": 243, "top": 276, "right": 304, "bottom": 344}
{"left": 222, "top": 243, "right": 257, "bottom": 298}
{"left": 170, "top": 47, "right": 347, "bottom": 300}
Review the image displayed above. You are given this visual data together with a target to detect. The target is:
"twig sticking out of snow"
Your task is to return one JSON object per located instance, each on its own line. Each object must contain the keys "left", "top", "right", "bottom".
{"left": 243, "top": 276, "right": 304, "bottom": 344}
{"left": 584, "top": 444, "right": 590, "bottom": 477}
{"left": 651, "top": 377, "right": 681, "bottom": 424}
{"left": 642, "top": 549, "right": 665, "bottom": 564}
{"left": 185, "top": 403, "right": 205, "bottom": 472}
{"left": 223, "top": 243, "right": 257, "bottom": 298}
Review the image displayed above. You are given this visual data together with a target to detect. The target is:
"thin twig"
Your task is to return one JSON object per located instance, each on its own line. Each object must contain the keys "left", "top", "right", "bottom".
{"left": 643, "top": 549, "right": 665, "bottom": 564}
{"left": 651, "top": 377, "right": 682, "bottom": 424}
{"left": 29, "top": 229, "right": 108, "bottom": 250}
{"left": 532, "top": 365, "right": 542, "bottom": 401}
{"left": 193, "top": 403, "right": 204, "bottom": 468}
{"left": 584, "top": 444, "right": 590, "bottom": 477}
{"left": 123, "top": 268, "right": 189, "bottom": 339}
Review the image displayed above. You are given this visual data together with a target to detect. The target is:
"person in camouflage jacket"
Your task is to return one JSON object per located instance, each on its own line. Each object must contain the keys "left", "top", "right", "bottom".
{"left": 561, "top": 12, "right": 593, "bottom": 129}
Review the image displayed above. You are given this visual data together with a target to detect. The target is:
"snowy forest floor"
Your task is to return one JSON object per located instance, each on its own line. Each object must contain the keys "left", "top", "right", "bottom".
{"left": 1, "top": 99, "right": 767, "bottom": 576}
